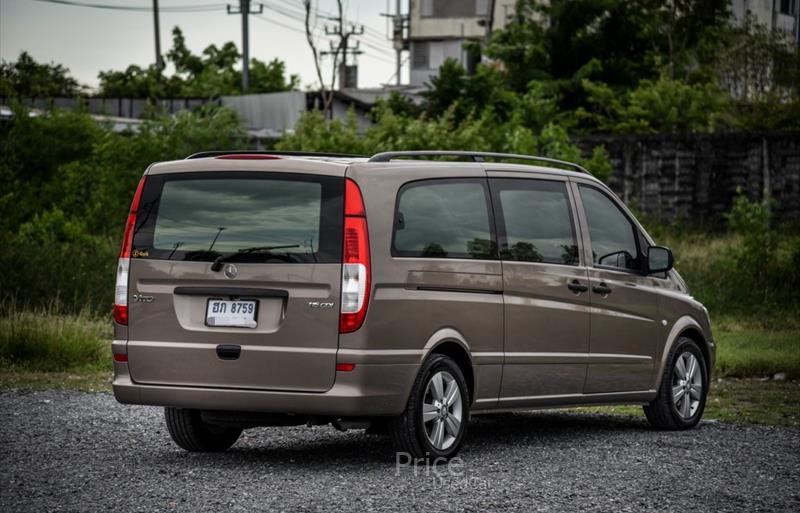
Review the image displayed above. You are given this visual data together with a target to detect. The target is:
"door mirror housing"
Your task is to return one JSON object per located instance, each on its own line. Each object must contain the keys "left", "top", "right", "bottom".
{"left": 647, "top": 246, "right": 674, "bottom": 274}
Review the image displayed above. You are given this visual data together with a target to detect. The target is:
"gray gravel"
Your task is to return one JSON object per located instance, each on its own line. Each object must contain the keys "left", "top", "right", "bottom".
{"left": 1, "top": 390, "right": 798, "bottom": 512}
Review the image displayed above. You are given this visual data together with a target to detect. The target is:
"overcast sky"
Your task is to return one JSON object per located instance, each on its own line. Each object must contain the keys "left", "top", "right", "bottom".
{"left": 1, "top": 0, "right": 405, "bottom": 91}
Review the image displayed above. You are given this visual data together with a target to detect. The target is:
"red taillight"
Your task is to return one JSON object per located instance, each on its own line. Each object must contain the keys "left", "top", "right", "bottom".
{"left": 113, "top": 304, "right": 128, "bottom": 325}
{"left": 113, "top": 352, "right": 128, "bottom": 363}
{"left": 339, "top": 178, "right": 370, "bottom": 333}
{"left": 344, "top": 178, "right": 366, "bottom": 216}
{"left": 115, "top": 176, "right": 146, "bottom": 325}
{"left": 120, "top": 176, "right": 146, "bottom": 259}
{"left": 215, "top": 154, "right": 282, "bottom": 160}
{"left": 336, "top": 363, "right": 356, "bottom": 372}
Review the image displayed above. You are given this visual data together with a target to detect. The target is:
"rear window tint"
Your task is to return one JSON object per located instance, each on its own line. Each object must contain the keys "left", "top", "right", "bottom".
{"left": 392, "top": 179, "right": 496, "bottom": 259}
{"left": 133, "top": 172, "right": 343, "bottom": 263}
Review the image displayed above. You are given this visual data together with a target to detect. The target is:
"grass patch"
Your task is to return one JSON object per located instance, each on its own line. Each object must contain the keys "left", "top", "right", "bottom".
{"left": 0, "top": 307, "right": 111, "bottom": 372}
{"left": 578, "top": 379, "right": 800, "bottom": 428}
{"left": 715, "top": 329, "right": 800, "bottom": 379}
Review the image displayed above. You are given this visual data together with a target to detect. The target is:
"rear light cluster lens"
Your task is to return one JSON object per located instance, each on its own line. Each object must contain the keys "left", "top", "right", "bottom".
{"left": 113, "top": 259, "right": 130, "bottom": 324}
{"left": 114, "top": 176, "right": 147, "bottom": 326}
{"left": 339, "top": 179, "right": 370, "bottom": 333}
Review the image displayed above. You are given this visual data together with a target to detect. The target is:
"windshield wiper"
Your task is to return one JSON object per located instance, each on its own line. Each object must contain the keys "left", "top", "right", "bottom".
{"left": 210, "top": 245, "right": 301, "bottom": 271}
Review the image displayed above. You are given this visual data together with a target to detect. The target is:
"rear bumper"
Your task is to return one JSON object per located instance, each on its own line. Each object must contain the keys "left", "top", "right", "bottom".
{"left": 112, "top": 362, "right": 419, "bottom": 417}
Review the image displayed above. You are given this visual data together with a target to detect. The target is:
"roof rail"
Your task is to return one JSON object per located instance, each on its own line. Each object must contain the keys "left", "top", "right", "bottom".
{"left": 185, "top": 150, "right": 366, "bottom": 160}
{"left": 367, "top": 150, "right": 591, "bottom": 175}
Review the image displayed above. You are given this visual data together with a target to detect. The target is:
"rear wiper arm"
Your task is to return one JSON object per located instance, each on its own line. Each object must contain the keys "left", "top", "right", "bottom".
{"left": 210, "top": 245, "right": 300, "bottom": 272}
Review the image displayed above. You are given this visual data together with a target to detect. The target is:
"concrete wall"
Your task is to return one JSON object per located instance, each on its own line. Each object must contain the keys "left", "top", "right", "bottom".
{"left": 575, "top": 133, "right": 800, "bottom": 224}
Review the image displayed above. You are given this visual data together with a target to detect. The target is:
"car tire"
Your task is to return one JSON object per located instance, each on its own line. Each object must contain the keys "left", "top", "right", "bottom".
{"left": 388, "top": 354, "right": 469, "bottom": 462}
{"left": 164, "top": 407, "right": 242, "bottom": 452}
{"left": 644, "top": 336, "right": 708, "bottom": 430}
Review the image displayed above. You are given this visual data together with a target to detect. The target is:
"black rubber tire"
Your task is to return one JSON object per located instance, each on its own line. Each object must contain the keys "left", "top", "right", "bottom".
{"left": 388, "top": 354, "right": 470, "bottom": 462}
{"left": 644, "top": 337, "right": 708, "bottom": 430}
{"left": 164, "top": 407, "right": 242, "bottom": 452}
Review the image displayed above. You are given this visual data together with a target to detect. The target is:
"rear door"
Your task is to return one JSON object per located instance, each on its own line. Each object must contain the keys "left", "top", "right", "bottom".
{"left": 487, "top": 174, "right": 591, "bottom": 406}
{"left": 126, "top": 168, "right": 344, "bottom": 392}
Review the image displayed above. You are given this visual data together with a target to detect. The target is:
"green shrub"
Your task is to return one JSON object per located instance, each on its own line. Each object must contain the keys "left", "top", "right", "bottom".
{"left": 724, "top": 191, "right": 777, "bottom": 303}
{"left": 277, "top": 106, "right": 612, "bottom": 180}
{"left": 643, "top": 194, "right": 800, "bottom": 324}
{"left": 0, "top": 105, "right": 245, "bottom": 313}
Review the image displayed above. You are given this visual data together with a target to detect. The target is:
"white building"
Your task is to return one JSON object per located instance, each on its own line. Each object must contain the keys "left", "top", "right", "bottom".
{"left": 408, "top": 0, "right": 518, "bottom": 87}
{"left": 731, "top": 0, "right": 799, "bottom": 41}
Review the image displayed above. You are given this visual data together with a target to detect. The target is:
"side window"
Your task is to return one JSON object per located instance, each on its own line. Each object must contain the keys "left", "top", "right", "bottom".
{"left": 578, "top": 185, "right": 641, "bottom": 272}
{"left": 490, "top": 178, "right": 579, "bottom": 265}
{"left": 392, "top": 179, "right": 496, "bottom": 259}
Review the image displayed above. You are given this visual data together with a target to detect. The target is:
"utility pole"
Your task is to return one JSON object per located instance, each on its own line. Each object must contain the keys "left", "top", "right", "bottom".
{"left": 484, "top": 0, "right": 496, "bottom": 43}
{"left": 382, "top": 0, "right": 408, "bottom": 86}
{"left": 394, "top": 0, "right": 402, "bottom": 86}
{"left": 153, "top": 0, "right": 163, "bottom": 70}
{"left": 322, "top": 23, "right": 364, "bottom": 89}
{"left": 227, "top": 0, "right": 263, "bottom": 93}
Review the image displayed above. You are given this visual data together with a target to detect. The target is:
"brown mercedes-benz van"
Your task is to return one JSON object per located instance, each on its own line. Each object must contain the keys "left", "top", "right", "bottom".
{"left": 112, "top": 150, "right": 714, "bottom": 460}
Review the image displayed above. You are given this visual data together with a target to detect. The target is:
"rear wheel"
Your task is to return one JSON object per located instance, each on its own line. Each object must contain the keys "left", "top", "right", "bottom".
{"left": 164, "top": 407, "right": 242, "bottom": 452}
{"left": 388, "top": 354, "right": 469, "bottom": 461}
{"left": 644, "top": 337, "right": 708, "bottom": 430}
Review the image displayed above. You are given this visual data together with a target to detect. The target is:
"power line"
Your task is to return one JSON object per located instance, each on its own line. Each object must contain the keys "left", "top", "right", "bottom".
{"left": 253, "top": 13, "right": 308, "bottom": 35}
{"left": 273, "top": 0, "right": 391, "bottom": 45}
{"left": 255, "top": 10, "right": 395, "bottom": 65}
{"left": 32, "top": 0, "right": 227, "bottom": 12}
{"left": 258, "top": 1, "right": 396, "bottom": 58}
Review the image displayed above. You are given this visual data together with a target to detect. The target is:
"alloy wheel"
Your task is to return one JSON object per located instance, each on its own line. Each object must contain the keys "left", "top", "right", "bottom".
{"left": 422, "top": 370, "right": 463, "bottom": 450}
{"left": 672, "top": 351, "right": 703, "bottom": 420}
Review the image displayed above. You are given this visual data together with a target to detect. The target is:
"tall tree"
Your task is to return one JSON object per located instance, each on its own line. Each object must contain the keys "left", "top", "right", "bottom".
{"left": 303, "top": 0, "right": 345, "bottom": 117}
{"left": 98, "top": 27, "right": 299, "bottom": 98}
{"left": 0, "top": 52, "right": 85, "bottom": 98}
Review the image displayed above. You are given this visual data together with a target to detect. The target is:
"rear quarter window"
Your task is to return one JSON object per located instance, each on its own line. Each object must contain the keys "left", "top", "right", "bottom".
{"left": 391, "top": 179, "right": 497, "bottom": 260}
{"left": 133, "top": 172, "right": 343, "bottom": 263}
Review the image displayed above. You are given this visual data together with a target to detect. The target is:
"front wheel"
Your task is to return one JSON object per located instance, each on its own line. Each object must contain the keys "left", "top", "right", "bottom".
{"left": 388, "top": 354, "right": 469, "bottom": 461}
{"left": 644, "top": 337, "right": 708, "bottom": 430}
{"left": 164, "top": 407, "right": 242, "bottom": 452}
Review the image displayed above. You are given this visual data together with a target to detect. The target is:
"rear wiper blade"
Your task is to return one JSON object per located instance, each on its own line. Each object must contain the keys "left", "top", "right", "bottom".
{"left": 210, "top": 245, "right": 300, "bottom": 271}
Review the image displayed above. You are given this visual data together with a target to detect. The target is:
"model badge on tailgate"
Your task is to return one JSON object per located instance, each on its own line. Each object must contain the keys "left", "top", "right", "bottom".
{"left": 307, "top": 301, "right": 335, "bottom": 309}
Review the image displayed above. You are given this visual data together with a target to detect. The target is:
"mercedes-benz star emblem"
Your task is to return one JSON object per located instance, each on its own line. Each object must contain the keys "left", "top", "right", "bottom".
{"left": 223, "top": 264, "right": 238, "bottom": 279}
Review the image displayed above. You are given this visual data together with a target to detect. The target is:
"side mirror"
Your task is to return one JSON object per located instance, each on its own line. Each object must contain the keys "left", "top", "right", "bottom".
{"left": 647, "top": 246, "right": 674, "bottom": 274}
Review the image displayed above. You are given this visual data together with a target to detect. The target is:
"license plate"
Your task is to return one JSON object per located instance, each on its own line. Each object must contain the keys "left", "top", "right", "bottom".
{"left": 206, "top": 299, "right": 258, "bottom": 328}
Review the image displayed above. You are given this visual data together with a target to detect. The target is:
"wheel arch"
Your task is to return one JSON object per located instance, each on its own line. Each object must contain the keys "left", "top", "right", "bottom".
{"left": 678, "top": 326, "right": 711, "bottom": 375}
{"left": 421, "top": 329, "right": 475, "bottom": 405}
{"left": 653, "top": 316, "right": 712, "bottom": 389}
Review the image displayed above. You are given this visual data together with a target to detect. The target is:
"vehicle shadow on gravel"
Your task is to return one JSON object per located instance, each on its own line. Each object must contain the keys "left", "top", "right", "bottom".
{"left": 141, "top": 411, "right": 656, "bottom": 467}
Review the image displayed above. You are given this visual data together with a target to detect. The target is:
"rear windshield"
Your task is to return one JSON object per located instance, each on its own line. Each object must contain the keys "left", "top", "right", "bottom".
{"left": 133, "top": 172, "right": 343, "bottom": 263}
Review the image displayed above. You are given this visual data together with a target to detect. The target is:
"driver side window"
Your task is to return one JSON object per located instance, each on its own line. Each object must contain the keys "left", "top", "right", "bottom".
{"left": 579, "top": 185, "right": 640, "bottom": 272}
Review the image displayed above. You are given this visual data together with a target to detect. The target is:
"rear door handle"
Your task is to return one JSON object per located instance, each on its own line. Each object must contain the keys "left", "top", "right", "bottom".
{"left": 593, "top": 283, "right": 612, "bottom": 295}
{"left": 567, "top": 280, "right": 589, "bottom": 293}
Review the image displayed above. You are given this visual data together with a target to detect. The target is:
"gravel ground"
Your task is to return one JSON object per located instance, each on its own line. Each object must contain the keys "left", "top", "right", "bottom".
{"left": 1, "top": 390, "right": 798, "bottom": 512}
